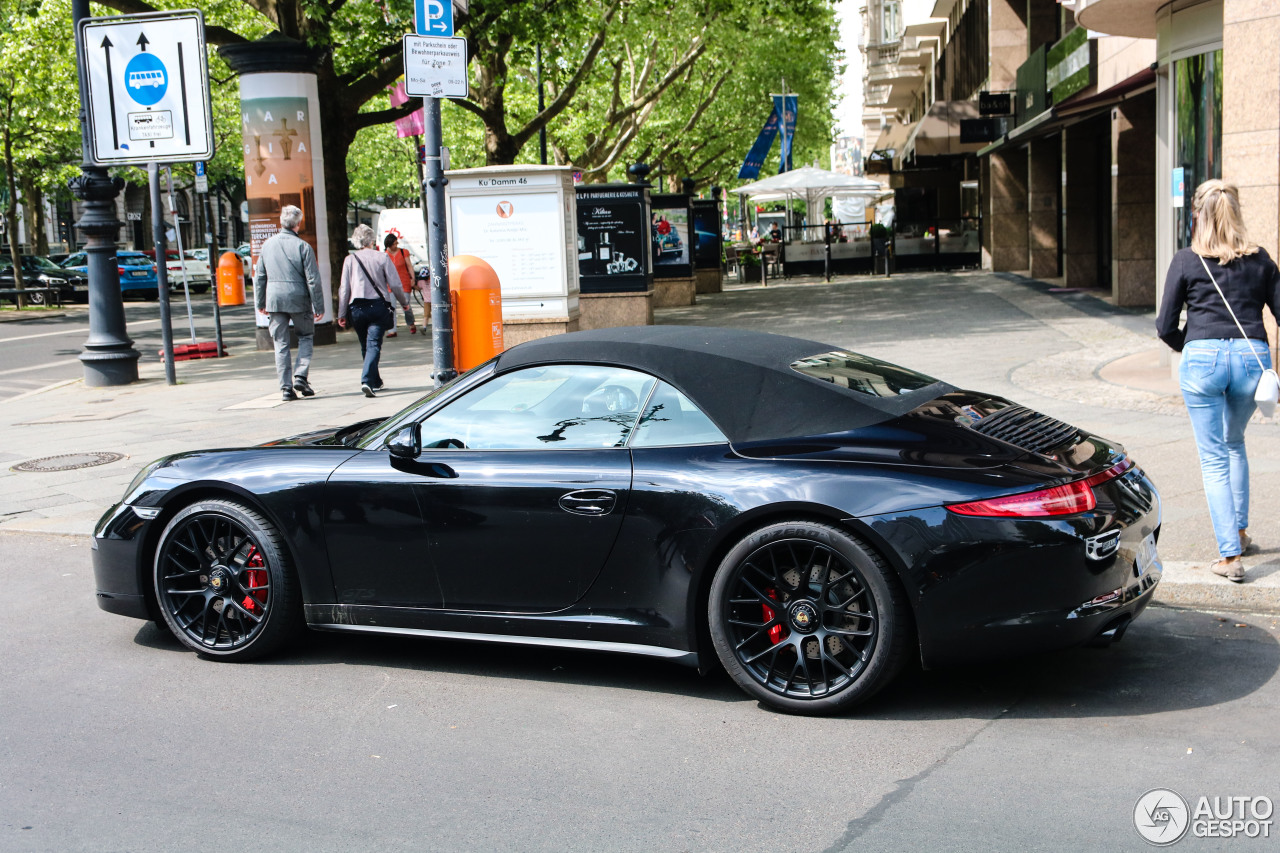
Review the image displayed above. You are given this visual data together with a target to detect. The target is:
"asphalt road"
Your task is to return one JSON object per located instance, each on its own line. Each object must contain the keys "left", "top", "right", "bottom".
{"left": 0, "top": 297, "right": 261, "bottom": 401}
{"left": 2, "top": 532, "right": 1276, "bottom": 853}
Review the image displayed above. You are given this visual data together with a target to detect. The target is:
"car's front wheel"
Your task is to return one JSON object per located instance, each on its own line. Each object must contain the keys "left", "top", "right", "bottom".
{"left": 709, "top": 520, "right": 910, "bottom": 714}
{"left": 27, "top": 290, "right": 46, "bottom": 305}
{"left": 153, "top": 499, "right": 302, "bottom": 660}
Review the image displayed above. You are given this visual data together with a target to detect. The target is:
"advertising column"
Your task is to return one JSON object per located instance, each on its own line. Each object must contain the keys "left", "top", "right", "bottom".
{"left": 220, "top": 37, "right": 334, "bottom": 349}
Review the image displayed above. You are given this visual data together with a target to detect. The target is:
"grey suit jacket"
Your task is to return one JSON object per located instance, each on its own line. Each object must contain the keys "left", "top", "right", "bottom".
{"left": 254, "top": 228, "right": 324, "bottom": 314}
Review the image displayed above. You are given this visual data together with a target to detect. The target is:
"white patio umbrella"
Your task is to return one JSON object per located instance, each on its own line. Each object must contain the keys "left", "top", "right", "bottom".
{"left": 732, "top": 167, "right": 891, "bottom": 238}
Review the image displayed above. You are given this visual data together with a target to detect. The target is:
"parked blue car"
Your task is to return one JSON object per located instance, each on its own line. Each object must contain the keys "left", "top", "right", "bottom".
{"left": 61, "top": 251, "right": 160, "bottom": 299}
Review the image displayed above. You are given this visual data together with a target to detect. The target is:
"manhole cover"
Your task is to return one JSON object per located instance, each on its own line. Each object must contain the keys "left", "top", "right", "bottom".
{"left": 11, "top": 452, "right": 127, "bottom": 473}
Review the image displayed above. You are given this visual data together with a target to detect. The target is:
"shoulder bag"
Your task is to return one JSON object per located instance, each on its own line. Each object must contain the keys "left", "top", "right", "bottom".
{"left": 350, "top": 251, "right": 395, "bottom": 327}
{"left": 1198, "top": 253, "right": 1280, "bottom": 418}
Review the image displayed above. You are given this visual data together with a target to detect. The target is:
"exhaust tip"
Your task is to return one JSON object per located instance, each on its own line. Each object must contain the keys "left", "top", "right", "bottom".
{"left": 1086, "top": 614, "right": 1132, "bottom": 648}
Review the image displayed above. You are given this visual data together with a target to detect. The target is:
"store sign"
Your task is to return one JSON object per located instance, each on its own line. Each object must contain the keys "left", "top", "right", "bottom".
{"left": 1047, "top": 27, "right": 1096, "bottom": 105}
{"left": 978, "top": 92, "right": 1011, "bottom": 117}
{"left": 960, "top": 117, "right": 1008, "bottom": 144}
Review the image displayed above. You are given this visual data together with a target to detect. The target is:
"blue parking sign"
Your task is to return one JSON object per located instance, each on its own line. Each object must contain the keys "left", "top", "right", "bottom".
{"left": 414, "top": 0, "right": 453, "bottom": 37}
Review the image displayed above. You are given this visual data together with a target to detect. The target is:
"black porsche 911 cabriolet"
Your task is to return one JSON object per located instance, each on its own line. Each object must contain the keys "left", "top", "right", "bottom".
{"left": 93, "top": 326, "right": 1161, "bottom": 714}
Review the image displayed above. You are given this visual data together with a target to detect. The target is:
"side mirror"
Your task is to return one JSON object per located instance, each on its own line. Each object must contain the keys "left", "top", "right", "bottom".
{"left": 387, "top": 423, "right": 421, "bottom": 460}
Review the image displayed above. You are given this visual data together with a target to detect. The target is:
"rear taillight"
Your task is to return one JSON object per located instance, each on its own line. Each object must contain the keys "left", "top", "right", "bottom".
{"left": 947, "top": 457, "right": 1132, "bottom": 518}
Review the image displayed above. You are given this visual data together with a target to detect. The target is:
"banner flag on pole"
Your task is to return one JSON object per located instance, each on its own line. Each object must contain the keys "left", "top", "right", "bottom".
{"left": 737, "top": 107, "right": 781, "bottom": 180}
{"left": 389, "top": 81, "right": 425, "bottom": 137}
{"left": 776, "top": 94, "right": 798, "bottom": 173}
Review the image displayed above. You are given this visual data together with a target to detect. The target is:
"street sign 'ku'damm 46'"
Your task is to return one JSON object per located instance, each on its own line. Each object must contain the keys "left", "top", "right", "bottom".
{"left": 79, "top": 10, "right": 214, "bottom": 166}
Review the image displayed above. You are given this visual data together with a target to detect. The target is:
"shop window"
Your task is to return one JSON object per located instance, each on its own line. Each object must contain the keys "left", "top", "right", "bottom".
{"left": 1174, "top": 49, "right": 1222, "bottom": 250}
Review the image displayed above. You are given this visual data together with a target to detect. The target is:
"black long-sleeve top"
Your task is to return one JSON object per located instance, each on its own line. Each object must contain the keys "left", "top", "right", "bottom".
{"left": 1156, "top": 246, "right": 1280, "bottom": 352}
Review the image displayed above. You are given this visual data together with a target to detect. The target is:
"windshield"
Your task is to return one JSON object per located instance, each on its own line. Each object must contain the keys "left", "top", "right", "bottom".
{"left": 2, "top": 256, "right": 63, "bottom": 272}
{"left": 356, "top": 360, "right": 497, "bottom": 449}
{"left": 120, "top": 255, "right": 153, "bottom": 267}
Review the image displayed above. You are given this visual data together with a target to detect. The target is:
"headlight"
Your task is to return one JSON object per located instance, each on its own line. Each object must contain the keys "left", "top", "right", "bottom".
{"left": 124, "top": 458, "right": 167, "bottom": 500}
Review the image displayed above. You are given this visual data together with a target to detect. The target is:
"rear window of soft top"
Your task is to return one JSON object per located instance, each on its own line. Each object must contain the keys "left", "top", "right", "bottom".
{"left": 790, "top": 350, "right": 939, "bottom": 398}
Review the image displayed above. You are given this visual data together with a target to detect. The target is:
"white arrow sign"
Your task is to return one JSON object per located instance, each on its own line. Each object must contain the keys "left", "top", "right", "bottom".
{"left": 80, "top": 10, "right": 214, "bottom": 166}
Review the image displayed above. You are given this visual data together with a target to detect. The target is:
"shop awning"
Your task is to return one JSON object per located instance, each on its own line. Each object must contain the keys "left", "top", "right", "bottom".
{"left": 871, "top": 119, "right": 919, "bottom": 169}
{"left": 977, "top": 65, "right": 1156, "bottom": 157}
{"left": 902, "top": 100, "right": 986, "bottom": 160}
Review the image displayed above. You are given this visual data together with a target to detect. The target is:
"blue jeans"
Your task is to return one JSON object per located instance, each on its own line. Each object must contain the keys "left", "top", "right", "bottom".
{"left": 1179, "top": 338, "right": 1271, "bottom": 558}
{"left": 349, "top": 299, "right": 392, "bottom": 388}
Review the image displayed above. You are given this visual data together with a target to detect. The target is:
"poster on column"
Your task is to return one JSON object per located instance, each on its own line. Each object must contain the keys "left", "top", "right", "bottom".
{"left": 242, "top": 94, "right": 330, "bottom": 325}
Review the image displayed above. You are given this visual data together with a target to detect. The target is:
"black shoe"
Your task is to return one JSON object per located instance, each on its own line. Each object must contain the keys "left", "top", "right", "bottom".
{"left": 281, "top": 387, "right": 298, "bottom": 402}
{"left": 293, "top": 376, "right": 315, "bottom": 397}
{"left": 361, "top": 384, "right": 376, "bottom": 398}
{"left": 372, "top": 381, "right": 385, "bottom": 391}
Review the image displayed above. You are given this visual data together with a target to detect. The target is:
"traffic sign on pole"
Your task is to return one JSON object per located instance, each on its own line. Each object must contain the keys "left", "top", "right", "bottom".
{"left": 79, "top": 10, "right": 214, "bottom": 166}
{"left": 403, "top": 35, "right": 468, "bottom": 98}
{"left": 194, "top": 160, "right": 208, "bottom": 193}
{"left": 414, "top": 0, "right": 454, "bottom": 37}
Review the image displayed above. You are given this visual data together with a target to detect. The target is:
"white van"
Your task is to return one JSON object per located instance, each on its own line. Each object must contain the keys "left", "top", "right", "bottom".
{"left": 372, "top": 208, "right": 429, "bottom": 271}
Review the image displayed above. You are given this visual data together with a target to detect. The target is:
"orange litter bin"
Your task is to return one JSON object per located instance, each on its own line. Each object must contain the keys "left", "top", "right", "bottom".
{"left": 217, "top": 251, "right": 245, "bottom": 306}
{"left": 448, "top": 255, "right": 504, "bottom": 371}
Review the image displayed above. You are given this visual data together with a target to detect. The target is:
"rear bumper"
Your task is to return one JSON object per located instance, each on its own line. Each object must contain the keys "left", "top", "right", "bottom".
{"left": 867, "top": 465, "right": 1163, "bottom": 667}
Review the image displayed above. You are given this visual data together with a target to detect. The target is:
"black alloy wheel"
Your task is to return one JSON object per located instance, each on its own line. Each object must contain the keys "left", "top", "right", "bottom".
{"left": 153, "top": 499, "right": 302, "bottom": 660}
{"left": 709, "top": 521, "right": 910, "bottom": 714}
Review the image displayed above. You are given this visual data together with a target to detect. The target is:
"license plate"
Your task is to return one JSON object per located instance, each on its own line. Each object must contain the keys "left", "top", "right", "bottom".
{"left": 1135, "top": 533, "right": 1159, "bottom": 576}
{"left": 130, "top": 270, "right": 148, "bottom": 277}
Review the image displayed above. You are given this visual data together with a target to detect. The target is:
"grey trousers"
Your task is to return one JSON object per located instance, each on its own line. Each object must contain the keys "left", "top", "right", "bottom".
{"left": 268, "top": 311, "right": 315, "bottom": 390}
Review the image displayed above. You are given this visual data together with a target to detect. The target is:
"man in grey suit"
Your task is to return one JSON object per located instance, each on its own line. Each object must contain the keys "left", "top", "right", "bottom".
{"left": 254, "top": 205, "right": 325, "bottom": 401}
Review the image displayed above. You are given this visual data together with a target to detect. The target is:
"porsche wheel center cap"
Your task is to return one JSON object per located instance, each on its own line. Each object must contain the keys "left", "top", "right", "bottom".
{"left": 208, "top": 566, "right": 230, "bottom": 593}
{"left": 789, "top": 601, "right": 819, "bottom": 634}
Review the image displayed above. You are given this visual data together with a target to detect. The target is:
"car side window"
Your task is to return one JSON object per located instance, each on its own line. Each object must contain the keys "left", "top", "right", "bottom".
{"left": 418, "top": 364, "right": 657, "bottom": 450}
{"left": 630, "top": 381, "right": 727, "bottom": 447}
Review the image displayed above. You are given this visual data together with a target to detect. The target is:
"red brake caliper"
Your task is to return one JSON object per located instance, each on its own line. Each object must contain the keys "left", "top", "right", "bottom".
{"left": 763, "top": 588, "right": 787, "bottom": 644}
{"left": 242, "top": 547, "right": 267, "bottom": 615}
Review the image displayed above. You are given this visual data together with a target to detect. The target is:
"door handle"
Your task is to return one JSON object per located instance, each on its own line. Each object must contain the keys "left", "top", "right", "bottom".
{"left": 559, "top": 489, "right": 617, "bottom": 516}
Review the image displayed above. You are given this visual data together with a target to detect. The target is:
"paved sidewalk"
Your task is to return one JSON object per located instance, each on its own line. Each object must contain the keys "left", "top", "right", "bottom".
{"left": 2, "top": 270, "right": 1276, "bottom": 612}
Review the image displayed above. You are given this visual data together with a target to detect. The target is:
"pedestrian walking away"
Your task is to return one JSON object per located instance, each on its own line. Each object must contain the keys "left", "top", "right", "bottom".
{"left": 339, "top": 224, "right": 414, "bottom": 398}
{"left": 254, "top": 205, "right": 326, "bottom": 402}
{"left": 384, "top": 232, "right": 425, "bottom": 332}
{"left": 1156, "top": 179, "right": 1280, "bottom": 583}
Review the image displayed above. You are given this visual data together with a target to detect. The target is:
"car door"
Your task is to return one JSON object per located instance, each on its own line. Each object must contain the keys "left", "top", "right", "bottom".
{"left": 325, "top": 364, "right": 656, "bottom": 612}
{"left": 415, "top": 363, "right": 656, "bottom": 612}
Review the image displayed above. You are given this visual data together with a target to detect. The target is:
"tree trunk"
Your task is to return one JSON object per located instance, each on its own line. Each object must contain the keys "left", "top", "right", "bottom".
{"left": 20, "top": 173, "right": 48, "bottom": 256}
{"left": 3, "top": 125, "right": 26, "bottom": 307}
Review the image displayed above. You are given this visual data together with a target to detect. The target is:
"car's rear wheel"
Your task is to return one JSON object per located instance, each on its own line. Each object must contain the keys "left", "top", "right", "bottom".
{"left": 153, "top": 499, "right": 302, "bottom": 661}
{"left": 27, "top": 290, "right": 46, "bottom": 305}
{"left": 709, "top": 520, "right": 910, "bottom": 714}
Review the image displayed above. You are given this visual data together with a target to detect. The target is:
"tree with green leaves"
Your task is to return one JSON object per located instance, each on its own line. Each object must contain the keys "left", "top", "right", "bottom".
{"left": 0, "top": 0, "right": 83, "bottom": 299}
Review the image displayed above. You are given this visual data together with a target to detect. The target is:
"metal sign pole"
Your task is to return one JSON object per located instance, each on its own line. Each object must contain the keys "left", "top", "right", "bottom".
{"left": 149, "top": 162, "right": 176, "bottom": 383}
{"left": 165, "top": 166, "right": 196, "bottom": 342}
{"left": 199, "top": 181, "right": 224, "bottom": 356}
{"left": 422, "top": 95, "right": 455, "bottom": 386}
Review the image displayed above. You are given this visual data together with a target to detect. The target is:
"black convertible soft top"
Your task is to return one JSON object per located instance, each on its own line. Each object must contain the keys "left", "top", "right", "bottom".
{"left": 494, "top": 326, "right": 955, "bottom": 444}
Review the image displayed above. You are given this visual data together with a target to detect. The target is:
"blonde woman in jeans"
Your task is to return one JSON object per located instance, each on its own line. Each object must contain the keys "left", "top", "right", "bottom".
{"left": 1156, "top": 180, "right": 1280, "bottom": 582}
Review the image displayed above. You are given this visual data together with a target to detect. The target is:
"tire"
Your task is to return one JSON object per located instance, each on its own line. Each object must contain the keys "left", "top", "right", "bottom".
{"left": 708, "top": 520, "right": 910, "bottom": 715}
{"left": 153, "top": 499, "right": 303, "bottom": 661}
{"left": 27, "top": 290, "right": 46, "bottom": 306}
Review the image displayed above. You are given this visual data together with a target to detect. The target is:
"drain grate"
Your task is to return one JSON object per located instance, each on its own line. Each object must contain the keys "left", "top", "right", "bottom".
{"left": 11, "top": 452, "right": 126, "bottom": 473}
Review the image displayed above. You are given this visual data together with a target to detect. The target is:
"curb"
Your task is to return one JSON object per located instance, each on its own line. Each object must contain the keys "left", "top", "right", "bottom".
{"left": 0, "top": 311, "right": 67, "bottom": 322}
{"left": 1153, "top": 560, "right": 1280, "bottom": 614}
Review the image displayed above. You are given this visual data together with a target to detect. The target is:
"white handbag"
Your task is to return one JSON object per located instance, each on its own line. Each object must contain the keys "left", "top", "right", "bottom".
{"left": 1198, "top": 254, "right": 1280, "bottom": 418}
